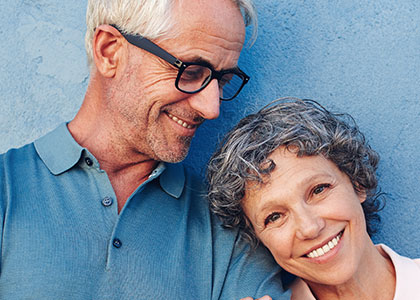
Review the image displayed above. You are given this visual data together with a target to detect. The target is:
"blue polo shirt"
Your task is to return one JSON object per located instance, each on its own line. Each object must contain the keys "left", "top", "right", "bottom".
{"left": 0, "top": 123, "right": 287, "bottom": 299}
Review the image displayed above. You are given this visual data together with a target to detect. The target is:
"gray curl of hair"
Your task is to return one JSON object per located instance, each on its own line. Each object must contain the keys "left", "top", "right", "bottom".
{"left": 206, "top": 98, "right": 384, "bottom": 247}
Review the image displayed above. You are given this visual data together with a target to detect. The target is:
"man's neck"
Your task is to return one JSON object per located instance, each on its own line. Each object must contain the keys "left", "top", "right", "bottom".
{"left": 104, "top": 159, "right": 158, "bottom": 212}
{"left": 71, "top": 117, "right": 159, "bottom": 212}
{"left": 68, "top": 83, "right": 160, "bottom": 212}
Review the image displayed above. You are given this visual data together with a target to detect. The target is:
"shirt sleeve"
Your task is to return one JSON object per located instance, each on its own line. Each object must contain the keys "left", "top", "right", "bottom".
{"left": 221, "top": 236, "right": 291, "bottom": 300}
{"left": 210, "top": 212, "right": 291, "bottom": 300}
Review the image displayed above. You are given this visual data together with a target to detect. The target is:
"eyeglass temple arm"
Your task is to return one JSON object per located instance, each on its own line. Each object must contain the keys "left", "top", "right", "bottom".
{"left": 110, "top": 25, "right": 182, "bottom": 68}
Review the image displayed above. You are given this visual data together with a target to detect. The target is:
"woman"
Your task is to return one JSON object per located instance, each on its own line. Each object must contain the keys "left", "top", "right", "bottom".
{"left": 207, "top": 98, "right": 420, "bottom": 299}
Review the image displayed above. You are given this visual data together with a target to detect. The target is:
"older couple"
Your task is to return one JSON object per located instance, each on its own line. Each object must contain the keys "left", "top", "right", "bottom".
{"left": 2, "top": 0, "right": 417, "bottom": 298}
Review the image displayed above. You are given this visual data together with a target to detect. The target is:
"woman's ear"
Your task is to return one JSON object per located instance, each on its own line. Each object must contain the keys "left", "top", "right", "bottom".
{"left": 355, "top": 185, "right": 367, "bottom": 203}
{"left": 92, "top": 25, "right": 125, "bottom": 77}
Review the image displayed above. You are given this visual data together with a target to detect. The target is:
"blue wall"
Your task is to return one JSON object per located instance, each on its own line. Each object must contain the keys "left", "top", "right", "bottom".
{"left": 1, "top": 1, "right": 419, "bottom": 258}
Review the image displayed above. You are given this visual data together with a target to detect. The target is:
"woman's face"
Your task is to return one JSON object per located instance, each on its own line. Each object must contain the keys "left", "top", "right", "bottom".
{"left": 242, "top": 147, "right": 371, "bottom": 286}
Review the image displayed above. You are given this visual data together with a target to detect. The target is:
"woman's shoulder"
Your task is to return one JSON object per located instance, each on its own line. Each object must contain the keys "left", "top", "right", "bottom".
{"left": 377, "top": 243, "right": 420, "bottom": 299}
{"left": 377, "top": 243, "right": 420, "bottom": 265}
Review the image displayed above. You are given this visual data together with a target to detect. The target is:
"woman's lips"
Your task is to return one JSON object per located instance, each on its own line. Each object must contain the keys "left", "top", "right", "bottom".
{"left": 305, "top": 230, "right": 344, "bottom": 258}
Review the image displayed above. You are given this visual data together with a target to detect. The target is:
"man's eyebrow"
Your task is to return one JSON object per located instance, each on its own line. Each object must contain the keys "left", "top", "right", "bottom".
{"left": 184, "top": 56, "right": 239, "bottom": 72}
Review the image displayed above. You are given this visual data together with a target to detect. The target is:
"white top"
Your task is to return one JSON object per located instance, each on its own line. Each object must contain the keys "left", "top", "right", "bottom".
{"left": 290, "top": 244, "right": 420, "bottom": 300}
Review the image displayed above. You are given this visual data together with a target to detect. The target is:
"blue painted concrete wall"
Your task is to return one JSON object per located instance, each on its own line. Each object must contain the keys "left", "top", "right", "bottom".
{"left": 1, "top": 1, "right": 419, "bottom": 258}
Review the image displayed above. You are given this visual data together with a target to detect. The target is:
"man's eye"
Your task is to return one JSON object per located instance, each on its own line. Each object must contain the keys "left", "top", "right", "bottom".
{"left": 264, "top": 212, "right": 282, "bottom": 226}
{"left": 183, "top": 70, "right": 203, "bottom": 80}
{"left": 219, "top": 74, "right": 233, "bottom": 87}
{"left": 313, "top": 184, "right": 331, "bottom": 195}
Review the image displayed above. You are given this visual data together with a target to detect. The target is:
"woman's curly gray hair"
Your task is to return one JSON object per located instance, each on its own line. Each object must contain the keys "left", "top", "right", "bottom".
{"left": 207, "top": 98, "right": 383, "bottom": 247}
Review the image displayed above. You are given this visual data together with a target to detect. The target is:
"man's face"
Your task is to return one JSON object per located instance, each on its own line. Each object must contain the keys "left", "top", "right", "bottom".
{"left": 109, "top": 0, "right": 246, "bottom": 163}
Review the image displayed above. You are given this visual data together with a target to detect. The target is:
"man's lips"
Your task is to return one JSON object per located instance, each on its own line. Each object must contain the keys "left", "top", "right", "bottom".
{"left": 167, "top": 112, "right": 203, "bottom": 129}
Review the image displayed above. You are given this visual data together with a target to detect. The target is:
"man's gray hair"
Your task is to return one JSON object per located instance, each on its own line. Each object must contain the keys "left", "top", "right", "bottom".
{"left": 85, "top": 0, "right": 257, "bottom": 67}
{"left": 207, "top": 98, "right": 383, "bottom": 247}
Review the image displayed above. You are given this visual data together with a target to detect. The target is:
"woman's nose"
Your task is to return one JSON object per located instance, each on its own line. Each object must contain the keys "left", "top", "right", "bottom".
{"left": 295, "top": 207, "right": 326, "bottom": 240}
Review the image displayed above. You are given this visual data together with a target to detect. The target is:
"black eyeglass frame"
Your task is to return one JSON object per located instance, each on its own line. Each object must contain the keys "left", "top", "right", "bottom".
{"left": 110, "top": 25, "right": 250, "bottom": 101}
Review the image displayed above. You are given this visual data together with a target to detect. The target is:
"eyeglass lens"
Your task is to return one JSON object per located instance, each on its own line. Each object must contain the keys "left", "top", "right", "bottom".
{"left": 178, "top": 65, "right": 244, "bottom": 100}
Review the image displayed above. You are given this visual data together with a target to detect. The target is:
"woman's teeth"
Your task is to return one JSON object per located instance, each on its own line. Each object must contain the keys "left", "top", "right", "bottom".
{"left": 167, "top": 113, "right": 194, "bottom": 129}
{"left": 306, "top": 231, "right": 343, "bottom": 258}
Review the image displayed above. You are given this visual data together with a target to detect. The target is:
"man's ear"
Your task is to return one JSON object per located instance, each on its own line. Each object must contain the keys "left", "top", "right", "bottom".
{"left": 92, "top": 25, "right": 125, "bottom": 77}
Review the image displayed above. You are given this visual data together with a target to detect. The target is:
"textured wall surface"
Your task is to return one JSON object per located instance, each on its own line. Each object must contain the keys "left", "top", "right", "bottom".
{"left": 1, "top": 1, "right": 419, "bottom": 258}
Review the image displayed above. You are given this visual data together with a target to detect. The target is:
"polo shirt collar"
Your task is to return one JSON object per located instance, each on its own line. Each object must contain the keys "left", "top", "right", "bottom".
{"left": 34, "top": 123, "right": 84, "bottom": 175}
{"left": 34, "top": 123, "right": 186, "bottom": 198}
{"left": 159, "top": 162, "right": 185, "bottom": 199}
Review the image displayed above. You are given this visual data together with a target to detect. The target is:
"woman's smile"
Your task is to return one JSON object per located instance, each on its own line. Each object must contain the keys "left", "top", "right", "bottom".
{"left": 305, "top": 230, "right": 343, "bottom": 259}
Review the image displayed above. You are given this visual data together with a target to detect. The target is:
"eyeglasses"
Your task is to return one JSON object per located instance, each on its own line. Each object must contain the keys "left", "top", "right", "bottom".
{"left": 111, "top": 25, "right": 250, "bottom": 101}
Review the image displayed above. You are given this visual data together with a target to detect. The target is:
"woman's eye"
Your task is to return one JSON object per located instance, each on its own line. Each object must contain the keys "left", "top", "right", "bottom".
{"left": 264, "top": 212, "right": 282, "bottom": 226}
{"left": 313, "top": 183, "right": 331, "bottom": 195}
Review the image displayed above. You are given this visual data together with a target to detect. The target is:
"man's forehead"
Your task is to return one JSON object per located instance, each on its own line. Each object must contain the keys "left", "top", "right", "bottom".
{"left": 173, "top": 0, "right": 246, "bottom": 39}
{"left": 157, "top": 0, "right": 245, "bottom": 70}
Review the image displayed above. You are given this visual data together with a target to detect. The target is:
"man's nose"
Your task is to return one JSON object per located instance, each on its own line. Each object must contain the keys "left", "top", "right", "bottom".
{"left": 295, "top": 206, "right": 325, "bottom": 240}
{"left": 187, "top": 79, "right": 220, "bottom": 120}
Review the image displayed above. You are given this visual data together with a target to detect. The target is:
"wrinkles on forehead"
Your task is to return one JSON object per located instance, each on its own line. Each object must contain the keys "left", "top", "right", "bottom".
{"left": 165, "top": 0, "right": 245, "bottom": 70}
{"left": 192, "top": 28, "right": 245, "bottom": 52}
{"left": 173, "top": 0, "right": 245, "bottom": 41}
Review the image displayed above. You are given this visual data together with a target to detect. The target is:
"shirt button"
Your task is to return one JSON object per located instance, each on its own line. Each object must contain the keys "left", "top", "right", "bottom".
{"left": 113, "top": 238, "right": 122, "bottom": 248}
{"left": 102, "top": 197, "right": 113, "bottom": 207}
{"left": 85, "top": 157, "right": 93, "bottom": 166}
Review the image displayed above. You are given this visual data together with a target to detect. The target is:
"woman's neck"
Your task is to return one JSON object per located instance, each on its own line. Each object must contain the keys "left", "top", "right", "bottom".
{"left": 307, "top": 241, "right": 396, "bottom": 300}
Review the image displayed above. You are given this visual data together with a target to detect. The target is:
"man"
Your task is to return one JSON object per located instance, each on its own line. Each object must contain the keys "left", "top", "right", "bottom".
{"left": 0, "top": 0, "right": 286, "bottom": 299}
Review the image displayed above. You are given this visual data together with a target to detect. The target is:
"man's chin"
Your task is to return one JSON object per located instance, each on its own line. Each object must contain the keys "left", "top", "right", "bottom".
{"left": 160, "top": 151, "right": 189, "bottom": 163}
{"left": 146, "top": 134, "right": 192, "bottom": 163}
{"left": 156, "top": 142, "right": 191, "bottom": 163}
